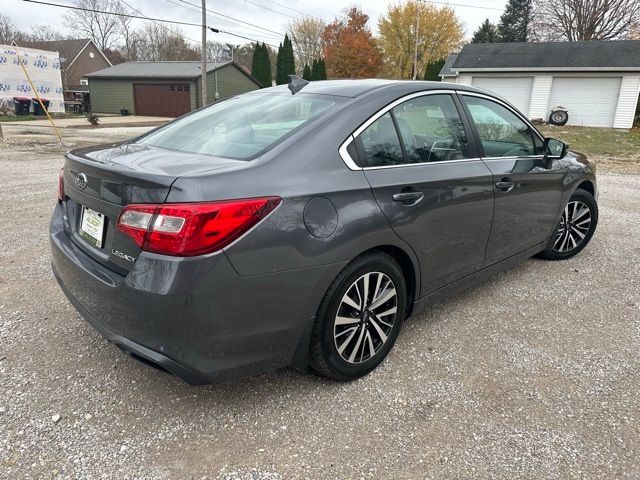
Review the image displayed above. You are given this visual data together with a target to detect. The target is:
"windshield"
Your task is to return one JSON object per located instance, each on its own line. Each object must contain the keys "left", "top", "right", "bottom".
{"left": 137, "top": 93, "right": 340, "bottom": 160}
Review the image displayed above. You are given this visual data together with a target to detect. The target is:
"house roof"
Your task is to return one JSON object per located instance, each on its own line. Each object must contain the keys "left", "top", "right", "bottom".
{"left": 452, "top": 40, "right": 640, "bottom": 71}
{"left": 86, "top": 59, "right": 228, "bottom": 78}
{"left": 21, "top": 38, "right": 111, "bottom": 67}
{"left": 439, "top": 53, "right": 458, "bottom": 77}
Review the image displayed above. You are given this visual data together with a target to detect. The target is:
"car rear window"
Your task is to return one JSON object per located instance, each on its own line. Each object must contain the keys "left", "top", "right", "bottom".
{"left": 136, "top": 93, "right": 340, "bottom": 160}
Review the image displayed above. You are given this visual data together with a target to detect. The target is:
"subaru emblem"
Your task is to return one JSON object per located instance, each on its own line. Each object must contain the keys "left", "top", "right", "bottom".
{"left": 75, "top": 173, "right": 87, "bottom": 190}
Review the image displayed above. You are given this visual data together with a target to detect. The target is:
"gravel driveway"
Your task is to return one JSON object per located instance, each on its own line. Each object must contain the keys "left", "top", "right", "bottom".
{"left": 1, "top": 132, "right": 639, "bottom": 479}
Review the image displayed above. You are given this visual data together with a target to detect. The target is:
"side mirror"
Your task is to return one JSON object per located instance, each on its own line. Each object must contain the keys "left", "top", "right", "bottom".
{"left": 542, "top": 137, "right": 567, "bottom": 167}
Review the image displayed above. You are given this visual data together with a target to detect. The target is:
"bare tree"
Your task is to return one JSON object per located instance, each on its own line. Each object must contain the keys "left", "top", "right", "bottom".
{"left": 534, "top": 0, "right": 640, "bottom": 41}
{"left": 26, "top": 25, "right": 66, "bottom": 42}
{"left": 117, "top": 12, "right": 139, "bottom": 61}
{"left": 206, "top": 41, "right": 232, "bottom": 63}
{"left": 0, "top": 13, "right": 20, "bottom": 44}
{"left": 288, "top": 17, "right": 325, "bottom": 72}
{"left": 63, "top": 0, "right": 126, "bottom": 50}
{"left": 136, "top": 22, "right": 199, "bottom": 61}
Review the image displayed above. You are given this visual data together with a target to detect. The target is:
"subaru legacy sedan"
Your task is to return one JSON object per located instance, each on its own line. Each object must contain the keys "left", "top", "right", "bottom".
{"left": 50, "top": 79, "right": 598, "bottom": 384}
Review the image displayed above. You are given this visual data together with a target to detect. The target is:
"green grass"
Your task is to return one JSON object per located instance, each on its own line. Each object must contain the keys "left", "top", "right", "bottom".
{"left": 0, "top": 115, "right": 38, "bottom": 122}
{"left": 539, "top": 125, "right": 640, "bottom": 158}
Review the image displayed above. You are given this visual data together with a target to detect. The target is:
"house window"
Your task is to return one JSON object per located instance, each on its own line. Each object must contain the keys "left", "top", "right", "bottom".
{"left": 80, "top": 79, "right": 88, "bottom": 85}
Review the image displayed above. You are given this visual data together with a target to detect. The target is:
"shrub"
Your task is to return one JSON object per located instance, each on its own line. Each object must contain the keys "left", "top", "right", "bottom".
{"left": 0, "top": 99, "right": 12, "bottom": 116}
{"left": 86, "top": 113, "right": 99, "bottom": 126}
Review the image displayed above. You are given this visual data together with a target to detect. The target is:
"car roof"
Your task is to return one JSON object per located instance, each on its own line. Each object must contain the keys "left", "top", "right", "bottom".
{"left": 259, "top": 79, "right": 488, "bottom": 98}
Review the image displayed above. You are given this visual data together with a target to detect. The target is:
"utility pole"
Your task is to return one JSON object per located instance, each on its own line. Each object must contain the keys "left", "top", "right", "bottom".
{"left": 201, "top": 0, "right": 207, "bottom": 107}
{"left": 413, "top": 0, "right": 421, "bottom": 80}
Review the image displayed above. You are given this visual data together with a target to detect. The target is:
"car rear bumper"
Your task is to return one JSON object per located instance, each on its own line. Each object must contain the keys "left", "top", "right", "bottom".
{"left": 50, "top": 204, "right": 344, "bottom": 384}
{"left": 52, "top": 267, "right": 209, "bottom": 384}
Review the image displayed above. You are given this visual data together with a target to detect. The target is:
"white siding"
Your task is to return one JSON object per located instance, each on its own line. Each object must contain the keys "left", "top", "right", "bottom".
{"left": 457, "top": 74, "right": 472, "bottom": 85}
{"left": 613, "top": 74, "right": 640, "bottom": 129}
{"left": 528, "top": 75, "right": 553, "bottom": 120}
{"left": 472, "top": 76, "right": 533, "bottom": 115}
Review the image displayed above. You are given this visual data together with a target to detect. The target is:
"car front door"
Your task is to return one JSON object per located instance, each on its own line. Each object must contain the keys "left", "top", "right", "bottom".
{"left": 459, "top": 93, "right": 566, "bottom": 264}
{"left": 353, "top": 92, "right": 495, "bottom": 296}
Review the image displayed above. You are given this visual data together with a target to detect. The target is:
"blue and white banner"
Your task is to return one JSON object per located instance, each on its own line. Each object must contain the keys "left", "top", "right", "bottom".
{"left": 0, "top": 44, "right": 65, "bottom": 113}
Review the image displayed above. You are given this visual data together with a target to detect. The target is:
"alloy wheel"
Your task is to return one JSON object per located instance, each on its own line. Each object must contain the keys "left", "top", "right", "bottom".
{"left": 333, "top": 272, "right": 398, "bottom": 364}
{"left": 553, "top": 200, "right": 592, "bottom": 253}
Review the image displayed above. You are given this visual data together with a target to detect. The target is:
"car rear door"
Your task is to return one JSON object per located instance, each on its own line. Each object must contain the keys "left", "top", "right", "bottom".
{"left": 350, "top": 91, "right": 494, "bottom": 296}
{"left": 458, "top": 93, "right": 566, "bottom": 264}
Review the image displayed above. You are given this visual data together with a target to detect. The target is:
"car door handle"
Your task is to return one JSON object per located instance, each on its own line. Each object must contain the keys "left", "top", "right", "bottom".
{"left": 392, "top": 191, "right": 424, "bottom": 204}
{"left": 495, "top": 179, "right": 514, "bottom": 193}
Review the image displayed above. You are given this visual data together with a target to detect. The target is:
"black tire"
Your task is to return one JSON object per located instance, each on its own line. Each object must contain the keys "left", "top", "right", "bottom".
{"left": 549, "top": 110, "right": 569, "bottom": 126}
{"left": 310, "top": 251, "right": 407, "bottom": 381}
{"left": 538, "top": 188, "right": 598, "bottom": 260}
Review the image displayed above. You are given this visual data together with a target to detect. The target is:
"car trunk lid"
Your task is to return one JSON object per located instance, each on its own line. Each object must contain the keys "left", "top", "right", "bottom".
{"left": 61, "top": 142, "right": 247, "bottom": 273}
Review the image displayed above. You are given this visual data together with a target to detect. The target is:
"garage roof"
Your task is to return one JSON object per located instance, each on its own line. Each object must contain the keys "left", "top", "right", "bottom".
{"left": 86, "top": 60, "right": 246, "bottom": 80}
{"left": 453, "top": 40, "right": 640, "bottom": 71}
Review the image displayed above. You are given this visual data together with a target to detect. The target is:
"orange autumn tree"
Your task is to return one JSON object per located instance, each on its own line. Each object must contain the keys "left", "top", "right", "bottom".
{"left": 322, "top": 7, "right": 382, "bottom": 79}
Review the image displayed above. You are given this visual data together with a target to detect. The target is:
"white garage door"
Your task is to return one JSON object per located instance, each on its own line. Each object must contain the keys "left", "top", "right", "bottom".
{"left": 549, "top": 77, "right": 621, "bottom": 127}
{"left": 472, "top": 76, "right": 533, "bottom": 115}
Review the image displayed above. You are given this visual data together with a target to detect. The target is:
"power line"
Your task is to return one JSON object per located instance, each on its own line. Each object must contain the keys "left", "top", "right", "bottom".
{"left": 178, "top": 0, "right": 285, "bottom": 37}
{"left": 21, "top": 0, "right": 318, "bottom": 60}
{"left": 257, "top": 0, "right": 326, "bottom": 22}
{"left": 120, "top": 0, "right": 200, "bottom": 44}
{"left": 24, "top": 0, "right": 205, "bottom": 28}
{"left": 171, "top": 0, "right": 322, "bottom": 50}
{"left": 424, "top": 0, "right": 503, "bottom": 11}
{"left": 239, "top": 0, "right": 297, "bottom": 20}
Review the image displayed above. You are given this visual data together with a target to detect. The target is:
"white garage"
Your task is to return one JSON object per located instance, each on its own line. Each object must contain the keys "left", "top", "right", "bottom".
{"left": 548, "top": 77, "right": 621, "bottom": 127}
{"left": 472, "top": 76, "right": 533, "bottom": 115}
{"left": 440, "top": 40, "right": 640, "bottom": 129}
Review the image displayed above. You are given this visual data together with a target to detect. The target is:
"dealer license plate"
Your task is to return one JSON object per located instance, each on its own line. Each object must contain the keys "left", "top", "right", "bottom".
{"left": 79, "top": 207, "right": 105, "bottom": 248}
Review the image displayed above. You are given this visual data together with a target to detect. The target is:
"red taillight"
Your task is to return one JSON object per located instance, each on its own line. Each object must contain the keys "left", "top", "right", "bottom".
{"left": 57, "top": 168, "right": 65, "bottom": 202}
{"left": 117, "top": 197, "right": 281, "bottom": 257}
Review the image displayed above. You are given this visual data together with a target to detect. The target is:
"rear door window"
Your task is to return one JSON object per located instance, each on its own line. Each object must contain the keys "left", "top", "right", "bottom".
{"left": 393, "top": 94, "right": 470, "bottom": 163}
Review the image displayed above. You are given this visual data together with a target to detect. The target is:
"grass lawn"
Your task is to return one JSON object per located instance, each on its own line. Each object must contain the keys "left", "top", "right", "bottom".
{"left": 539, "top": 125, "right": 640, "bottom": 158}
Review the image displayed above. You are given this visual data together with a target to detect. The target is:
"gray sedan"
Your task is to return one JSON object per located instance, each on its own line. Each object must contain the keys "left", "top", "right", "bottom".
{"left": 50, "top": 79, "right": 598, "bottom": 384}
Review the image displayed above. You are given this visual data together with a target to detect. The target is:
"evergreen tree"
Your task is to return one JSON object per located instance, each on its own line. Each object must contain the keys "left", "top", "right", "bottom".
{"left": 497, "top": 0, "right": 532, "bottom": 42}
{"left": 275, "top": 42, "right": 284, "bottom": 84}
{"left": 276, "top": 34, "right": 296, "bottom": 85}
{"left": 260, "top": 43, "right": 272, "bottom": 87}
{"left": 302, "top": 63, "right": 311, "bottom": 80}
{"left": 251, "top": 43, "right": 272, "bottom": 87}
{"left": 423, "top": 59, "right": 445, "bottom": 81}
{"left": 310, "top": 58, "right": 319, "bottom": 80}
{"left": 318, "top": 58, "right": 327, "bottom": 80}
{"left": 472, "top": 19, "right": 499, "bottom": 43}
{"left": 250, "top": 42, "right": 262, "bottom": 86}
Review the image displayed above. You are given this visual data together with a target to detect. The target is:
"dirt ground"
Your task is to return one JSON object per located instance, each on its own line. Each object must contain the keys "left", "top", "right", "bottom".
{"left": 1, "top": 128, "right": 639, "bottom": 479}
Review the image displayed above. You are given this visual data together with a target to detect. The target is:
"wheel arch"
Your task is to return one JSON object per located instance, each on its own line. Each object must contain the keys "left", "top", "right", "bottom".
{"left": 576, "top": 179, "right": 595, "bottom": 197}
{"left": 290, "top": 242, "right": 420, "bottom": 373}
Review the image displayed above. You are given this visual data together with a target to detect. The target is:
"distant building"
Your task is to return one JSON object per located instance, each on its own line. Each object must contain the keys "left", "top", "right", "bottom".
{"left": 85, "top": 60, "right": 262, "bottom": 116}
{"left": 440, "top": 40, "right": 640, "bottom": 129}
{"left": 0, "top": 44, "right": 65, "bottom": 113}
{"left": 22, "top": 38, "right": 112, "bottom": 109}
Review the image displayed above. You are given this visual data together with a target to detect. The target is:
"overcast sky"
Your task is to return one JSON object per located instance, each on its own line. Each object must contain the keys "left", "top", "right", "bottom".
{"left": 4, "top": 0, "right": 506, "bottom": 48}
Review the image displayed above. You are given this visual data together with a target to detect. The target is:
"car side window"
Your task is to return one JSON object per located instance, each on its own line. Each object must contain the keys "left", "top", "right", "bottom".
{"left": 393, "top": 94, "right": 470, "bottom": 163}
{"left": 358, "top": 112, "right": 404, "bottom": 167}
{"left": 463, "top": 96, "right": 535, "bottom": 158}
